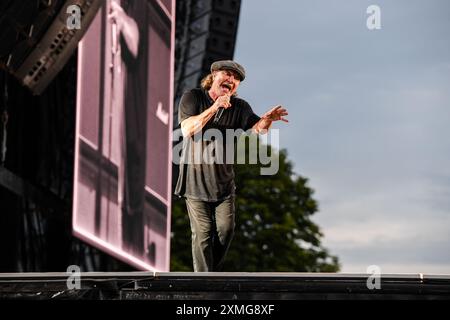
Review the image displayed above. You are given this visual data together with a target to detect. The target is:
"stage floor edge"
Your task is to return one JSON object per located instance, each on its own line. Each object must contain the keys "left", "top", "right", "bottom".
{"left": 0, "top": 272, "right": 449, "bottom": 300}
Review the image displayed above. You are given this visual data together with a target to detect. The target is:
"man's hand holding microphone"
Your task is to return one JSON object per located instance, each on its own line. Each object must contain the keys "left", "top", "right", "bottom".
{"left": 212, "top": 93, "right": 231, "bottom": 124}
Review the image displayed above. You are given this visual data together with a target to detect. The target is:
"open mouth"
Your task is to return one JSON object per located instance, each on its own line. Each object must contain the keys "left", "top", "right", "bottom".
{"left": 221, "top": 82, "right": 233, "bottom": 91}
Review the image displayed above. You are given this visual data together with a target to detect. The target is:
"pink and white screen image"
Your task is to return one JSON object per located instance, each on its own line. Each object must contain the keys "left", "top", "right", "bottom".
{"left": 73, "top": 0, "right": 174, "bottom": 271}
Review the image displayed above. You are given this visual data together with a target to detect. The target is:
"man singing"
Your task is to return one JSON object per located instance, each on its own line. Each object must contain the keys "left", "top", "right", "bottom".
{"left": 175, "top": 60, "right": 289, "bottom": 271}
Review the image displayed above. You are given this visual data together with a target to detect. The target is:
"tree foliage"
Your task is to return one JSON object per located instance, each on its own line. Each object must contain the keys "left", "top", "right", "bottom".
{"left": 170, "top": 138, "right": 340, "bottom": 272}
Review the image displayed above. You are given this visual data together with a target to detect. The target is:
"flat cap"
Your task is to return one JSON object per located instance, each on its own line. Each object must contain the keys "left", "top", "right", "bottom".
{"left": 211, "top": 60, "right": 246, "bottom": 81}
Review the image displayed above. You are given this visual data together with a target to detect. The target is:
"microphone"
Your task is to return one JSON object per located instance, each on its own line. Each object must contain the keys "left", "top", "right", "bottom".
{"left": 213, "top": 107, "right": 225, "bottom": 124}
{"left": 213, "top": 94, "right": 231, "bottom": 124}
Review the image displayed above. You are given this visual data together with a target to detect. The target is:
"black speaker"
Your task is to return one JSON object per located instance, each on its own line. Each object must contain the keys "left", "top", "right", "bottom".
{"left": 174, "top": 0, "right": 241, "bottom": 127}
{"left": 0, "top": 0, "right": 102, "bottom": 95}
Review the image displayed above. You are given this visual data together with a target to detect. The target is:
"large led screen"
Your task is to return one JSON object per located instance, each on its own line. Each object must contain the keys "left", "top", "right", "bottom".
{"left": 73, "top": 0, "right": 174, "bottom": 271}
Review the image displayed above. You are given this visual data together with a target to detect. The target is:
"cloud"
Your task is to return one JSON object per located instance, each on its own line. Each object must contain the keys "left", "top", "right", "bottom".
{"left": 313, "top": 175, "right": 450, "bottom": 273}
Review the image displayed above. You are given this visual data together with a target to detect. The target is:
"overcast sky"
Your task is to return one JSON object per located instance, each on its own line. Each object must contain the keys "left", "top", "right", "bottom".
{"left": 234, "top": 0, "right": 450, "bottom": 274}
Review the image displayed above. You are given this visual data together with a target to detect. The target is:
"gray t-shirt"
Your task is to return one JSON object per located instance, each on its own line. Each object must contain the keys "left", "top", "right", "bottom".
{"left": 174, "top": 88, "right": 260, "bottom": 202}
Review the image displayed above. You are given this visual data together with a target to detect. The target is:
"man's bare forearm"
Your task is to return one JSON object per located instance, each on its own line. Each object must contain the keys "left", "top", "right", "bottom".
{"left": 181, "top": 105, "right": 219, "bottom": 137}
{"left": 252, "top": 117, "right": 272, "bottom": 134}
{"left": 121, "top": 16, "right": 139, "bottom": 57}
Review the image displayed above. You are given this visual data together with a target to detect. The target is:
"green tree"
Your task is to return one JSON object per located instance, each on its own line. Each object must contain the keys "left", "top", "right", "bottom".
{"left": 170, "top": 138, "right": 339, "bottom": 272}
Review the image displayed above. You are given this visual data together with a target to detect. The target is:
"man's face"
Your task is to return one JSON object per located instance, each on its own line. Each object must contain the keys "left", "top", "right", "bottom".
{"left": 211, "top": 69, "right": 241, "bottom": 96}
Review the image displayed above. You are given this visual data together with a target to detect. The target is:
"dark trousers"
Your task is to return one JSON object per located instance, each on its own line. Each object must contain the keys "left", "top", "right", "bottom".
{"left": 185, "top": 196, "right": 235, "bottom": 272}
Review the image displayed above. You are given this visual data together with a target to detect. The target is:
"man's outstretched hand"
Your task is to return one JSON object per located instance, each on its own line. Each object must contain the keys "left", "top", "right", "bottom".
{"left": 252, "top": 105, "right": 288, "bottom": 134}
{"left": 262, "top": 105, "right": 289, "bottom": 123}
